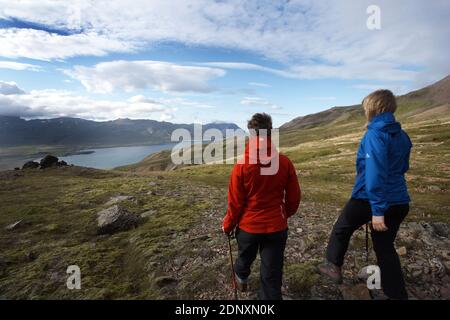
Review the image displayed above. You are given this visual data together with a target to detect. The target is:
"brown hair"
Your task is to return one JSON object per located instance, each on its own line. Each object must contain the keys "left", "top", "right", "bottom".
{"left": 247, "top": 113, "right": 273, "bottom": 136}
{"left": 362, "top": 89, "right": 397, "bottom": 122}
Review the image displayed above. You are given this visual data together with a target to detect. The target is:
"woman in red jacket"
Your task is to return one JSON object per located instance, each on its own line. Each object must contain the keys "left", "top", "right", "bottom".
{"left": 222, "top": 113, "right": 301, "bottom": 300}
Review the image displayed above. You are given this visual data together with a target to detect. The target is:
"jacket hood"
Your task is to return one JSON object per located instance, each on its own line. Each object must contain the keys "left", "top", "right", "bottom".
{"left": 244, "top": 135, "right": 278, "bottom": 165}
{"left": 368, "top": 112, "right": 401, "bottom": 134}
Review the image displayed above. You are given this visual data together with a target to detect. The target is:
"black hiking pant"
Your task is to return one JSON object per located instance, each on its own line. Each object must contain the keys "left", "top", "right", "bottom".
{"left": 326, "top": 198, "right": 409, "bottom": 299}
{"left": 235, "top": 228, "right": 288, "bottom": 300}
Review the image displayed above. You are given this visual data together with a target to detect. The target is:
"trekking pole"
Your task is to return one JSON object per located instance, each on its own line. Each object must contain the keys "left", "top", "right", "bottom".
{"left": 365, "top": 223, "right": 369, "bottom": 263}
{"left": 226, "top": 234, "right": 238, "bottom": 300}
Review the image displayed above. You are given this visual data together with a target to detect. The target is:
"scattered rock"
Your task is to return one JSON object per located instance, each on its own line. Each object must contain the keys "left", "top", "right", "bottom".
{"left": 5, "top": 220, "right": 22, "bottom": 231}
{"left": 140, "top": 210, "right": 157, "bottom": 218}
{"left": 22, "top": 161, "right": 40, "bottom": 170}
{"left": 339, "top": 283, "right": 371, "bottom": 300}
{"left": 396, "top": 246, "right": 407, "bottom": 256}
{"left": 155, "top": 276, "right": 178, "bottom": 288}
{"left": 430, "top": 222, "right": 450, "bottom": 238}
{"left": 357, "top": 266, "right": 371, "bottom": 281}
{"left": 105, "top": 195, "right": 135, "bottom": 206}
{"left": 191, "top": 234, "right": 210, "bottom": 241}
{"left": 57, "top": 160, "right": 68, "bottom": 167}
{"left": 97, "top": 205, "right": 140, "bottom": 234}
{"left": 40, "top": 155, "right": 59, "bottom": 169}
{"left": 428, "top": 185, "right": 441, "bottom": 192}
{"left": 174, "top": 256, "right": 187, "bottom": 267}
{"left": 147, "top": 181, "right": 157, "bottom": 187}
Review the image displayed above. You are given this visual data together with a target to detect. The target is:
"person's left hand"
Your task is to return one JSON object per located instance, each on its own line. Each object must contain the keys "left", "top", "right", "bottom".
{"left": 372, "top": 215, "right": 388, "bottom": 232}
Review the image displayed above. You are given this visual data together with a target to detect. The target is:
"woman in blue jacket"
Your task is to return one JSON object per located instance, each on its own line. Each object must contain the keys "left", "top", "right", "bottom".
{"left": 319, "top": 89, "right": 412, "bottom": 300}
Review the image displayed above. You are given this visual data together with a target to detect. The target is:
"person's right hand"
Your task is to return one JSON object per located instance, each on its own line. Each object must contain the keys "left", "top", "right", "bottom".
{"left": 372, "top": 215, "right": 388, "bottom": 232}
{"left": 222, "top": 225, "right": 235, "bottom": 238}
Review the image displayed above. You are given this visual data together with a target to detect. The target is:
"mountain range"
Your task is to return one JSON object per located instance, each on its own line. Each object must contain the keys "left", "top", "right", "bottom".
{"left": 0, "top": 117, "right": 240, "bottom": 147}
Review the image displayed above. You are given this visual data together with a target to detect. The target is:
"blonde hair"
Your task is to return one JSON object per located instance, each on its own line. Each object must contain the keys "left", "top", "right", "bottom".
{"left": 362, "top": 89, "right": 397, "bottom": 122}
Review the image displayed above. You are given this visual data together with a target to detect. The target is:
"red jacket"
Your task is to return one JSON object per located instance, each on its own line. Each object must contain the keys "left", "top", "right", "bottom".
{"left": 222, "top": 136, "right": 301, "bottom": 234}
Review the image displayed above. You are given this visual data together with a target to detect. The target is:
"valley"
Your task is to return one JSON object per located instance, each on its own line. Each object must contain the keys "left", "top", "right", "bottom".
{"left": 0, "top": 76, "right": 449, "bottom": 299}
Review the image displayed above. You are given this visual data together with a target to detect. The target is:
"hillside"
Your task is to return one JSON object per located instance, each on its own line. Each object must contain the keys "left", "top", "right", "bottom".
{"left": 280, "top": 74, "right": 450, "bottom": 132}
{"left": 0, "top": 117, "right": 240, "bottom": 147}
{"left": 0, "top": 75, "right": 449, "bottom": 300}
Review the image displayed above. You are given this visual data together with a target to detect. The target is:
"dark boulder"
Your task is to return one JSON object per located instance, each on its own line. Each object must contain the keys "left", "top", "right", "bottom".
{"left": 97, "top": 205, "right": 140, "bottom": 234}
{"left": 57, "top": 160, "right": 68, "bottom": 167}
{"left": 431, "top": 222, "right": 450, "bottom": 238}
{"left": 22, "top": 161, "right": 39, "bottom": 170}
{"left": 40, "top": 155, "right": 59, "bottom": 169}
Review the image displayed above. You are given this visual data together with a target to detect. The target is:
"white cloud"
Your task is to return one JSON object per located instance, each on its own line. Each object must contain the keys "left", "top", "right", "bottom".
{"left": 240, "top": 97, "right": 281, "bottom": 110}
{"left": 0, "top": 61, "right": 41, "bottom": 71}
{"left": 0, "top": 81, "right": 25, "bottom": 95}
{"left": 0, "top": 85, "right": 175, "bottom": 120}
{"left": 203, "top": 61, "right": 416, "bottom": 82}
{"left": 0, "top": 1, "right": 449, "bottom": 82}
{"left": 159, "top": 113, "right": 174, "bottom": 122}
{"left": 248, "top": 82, "right": 271, "bottom": 88}
{"left": 201, "top": 62, "right": 295, "bottom": 79}
{"left": 65, "top": 60, "right": 226, "bottom": 93}
{"left": 0, "top": 82, "right": 224, "bottom": 121}
{"left": 163, "top": 97, "right": 216, "bottom": 109}
{"left": 0, "top": 28, "right": 134, "bottom": 61}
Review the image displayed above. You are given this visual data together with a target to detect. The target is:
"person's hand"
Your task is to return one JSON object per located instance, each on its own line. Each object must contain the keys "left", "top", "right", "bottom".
{"left": 222, "top": 225, "right": 231, "bottom": 235}
{"left": 222, "top": 225, "right": 235, "bottom": 237}
{"left": 372, "top": 215, "right": 388, "bottom": 232}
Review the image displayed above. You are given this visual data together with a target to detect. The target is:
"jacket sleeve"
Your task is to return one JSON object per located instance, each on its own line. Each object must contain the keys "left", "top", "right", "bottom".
{"left": 222, "top": 164, "right": 246, "bottom": 233}
{"left": 364, "top": 130, "right": 389, "bottom": 216}
{"left": 285, "top": 160, "right": 301, "bottom": 217}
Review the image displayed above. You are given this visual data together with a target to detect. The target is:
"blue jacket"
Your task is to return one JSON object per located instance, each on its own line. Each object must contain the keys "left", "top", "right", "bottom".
{"left": 351, "top": 112, "right": 412, "bottom": 216}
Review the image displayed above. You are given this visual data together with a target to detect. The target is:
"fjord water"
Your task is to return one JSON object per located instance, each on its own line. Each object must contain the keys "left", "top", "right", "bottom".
{"left": 59, "top": 143, "right": 176, "bottom": 169}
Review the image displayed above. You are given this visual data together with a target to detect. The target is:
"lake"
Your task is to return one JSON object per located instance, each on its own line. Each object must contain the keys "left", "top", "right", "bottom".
{"left": 59, "top": 143, "right": 177, "bottom": 169}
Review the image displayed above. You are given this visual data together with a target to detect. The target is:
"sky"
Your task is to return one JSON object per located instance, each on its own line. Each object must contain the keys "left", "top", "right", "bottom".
{"left": 0, "top": 0, "right": 449, "bottom": 129}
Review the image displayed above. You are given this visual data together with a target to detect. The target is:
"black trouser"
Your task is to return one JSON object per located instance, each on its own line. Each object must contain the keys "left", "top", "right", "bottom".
{"left": 326, "top": 198, "right": 409, "bottom": 299}
{"left": 234, "top": 228, "right": 288, "bottom": 300}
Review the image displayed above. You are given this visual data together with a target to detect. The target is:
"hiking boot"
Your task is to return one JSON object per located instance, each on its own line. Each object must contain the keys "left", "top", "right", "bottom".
{"left": 234, "top": 274, "right": 248, "bottom": 292}
{"left": 318, "top": 261, "right": 343, "bottom": 284}
{"left": 370, "top": 290, "right": 390, "bottom": 300}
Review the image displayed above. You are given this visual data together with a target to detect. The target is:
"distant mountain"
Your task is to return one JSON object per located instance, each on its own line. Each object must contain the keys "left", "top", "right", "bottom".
{"left": 281, "top": 74, "right": 450, "bottom": 130}
{"left": 0, "top": 117, "right": 241, "bottom": 147}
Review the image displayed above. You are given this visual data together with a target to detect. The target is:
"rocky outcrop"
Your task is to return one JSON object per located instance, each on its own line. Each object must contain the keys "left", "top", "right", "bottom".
{"left": 22, "top": 161, "right": 39, "bottom": 170}
{"left": 97, "top": 205, "right": 140, "bottom": 234}
{"left": 40, "top": 155, "right": 59, "bottom": 169}
{"left": 57, "top": 160, "right": 68, "bottom": 167}
{"left": 20, "top": 157, "right": 69, "bottom": 170}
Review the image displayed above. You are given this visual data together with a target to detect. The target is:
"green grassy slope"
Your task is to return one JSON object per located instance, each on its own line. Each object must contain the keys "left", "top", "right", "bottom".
{"left": 0, "top": 76, "right": 449, "bottom": 300}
